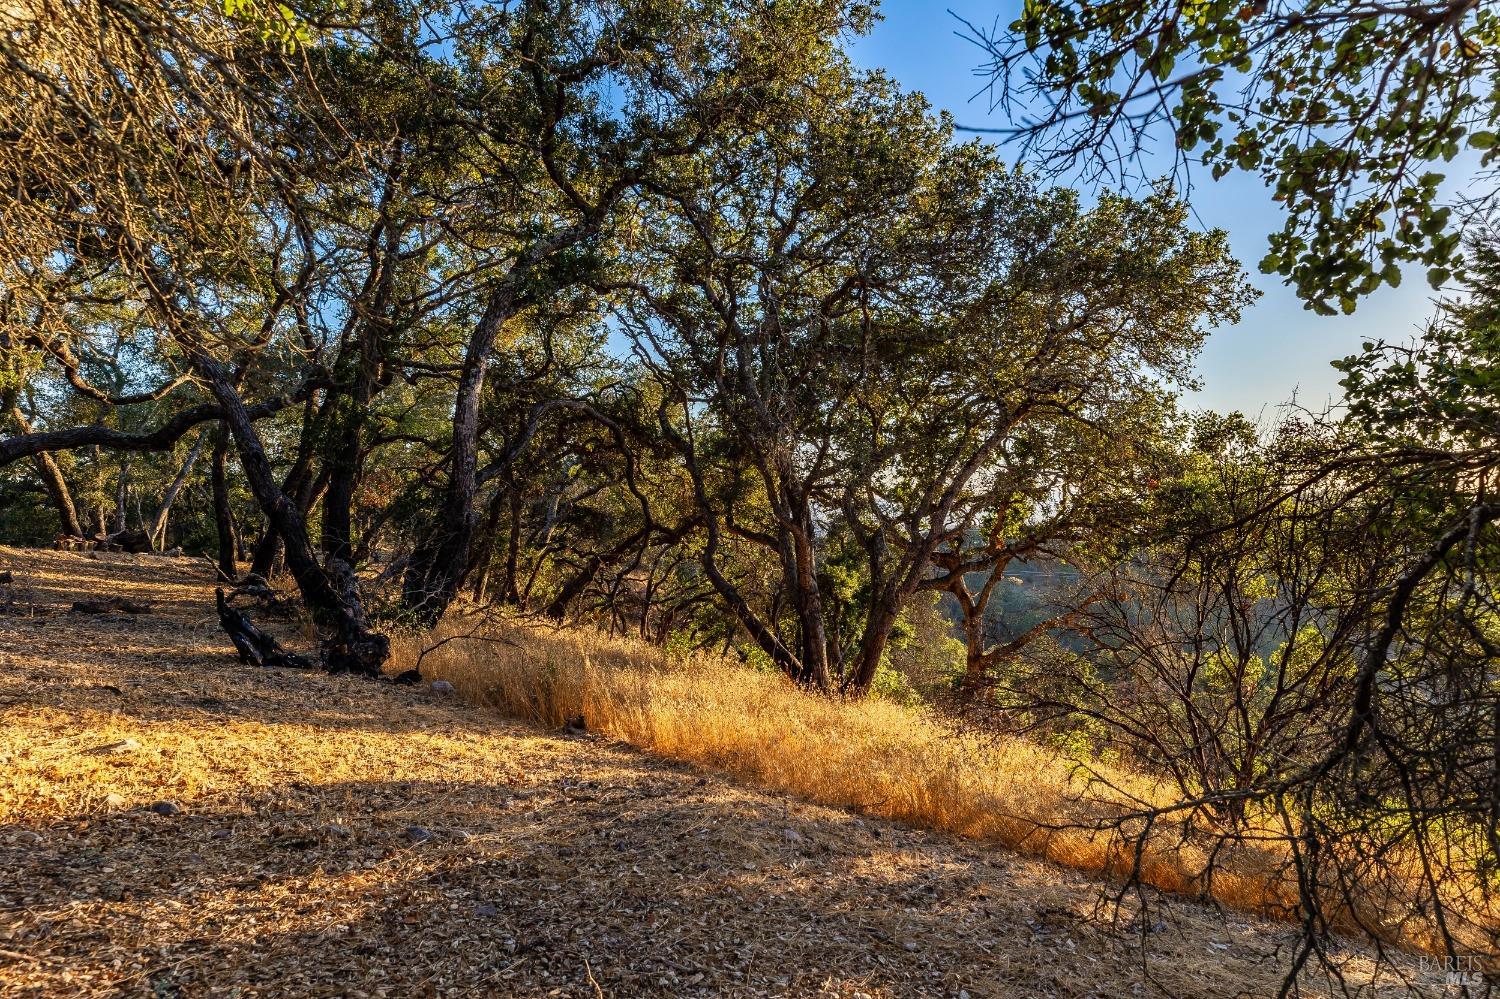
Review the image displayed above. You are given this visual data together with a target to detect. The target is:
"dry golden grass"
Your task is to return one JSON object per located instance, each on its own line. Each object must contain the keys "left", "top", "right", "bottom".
{"left": 393, "top": 618, "right": 1297, "bottom": 913}
{"left": 0, "top": 548, "right": 1450, "bottom": 996}
{"left": 394, "top": 612, "right": 1500, "bottom": 963}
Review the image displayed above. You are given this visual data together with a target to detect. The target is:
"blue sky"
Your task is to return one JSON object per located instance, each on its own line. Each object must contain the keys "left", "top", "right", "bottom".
{"left": 849, "top": 1, "right": 1445, "bottom": 417}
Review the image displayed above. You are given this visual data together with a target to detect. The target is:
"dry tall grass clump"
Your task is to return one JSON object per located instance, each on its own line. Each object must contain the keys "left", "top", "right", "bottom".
{"left": 390, "top": 614, "right": 1305, "bottom": 924}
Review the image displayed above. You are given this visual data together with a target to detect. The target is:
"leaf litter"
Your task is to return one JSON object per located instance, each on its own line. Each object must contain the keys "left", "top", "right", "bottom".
{"left": 0, "top": 547, "right": 1436, "bottom": 997}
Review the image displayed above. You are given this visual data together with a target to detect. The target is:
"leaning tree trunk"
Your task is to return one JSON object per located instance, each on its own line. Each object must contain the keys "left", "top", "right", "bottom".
{"left": 210, "top": 427, "right": 237, "bottom": 581}
{"left": 194, "top": 357, "right": 389, "bottom": 676}
{"left": 402, "top": 282, "right": 528, "bottom": 625}
{"left": 6, "top": 402, "right": 84, "bottom": 538}
{"left": 249, "top": 453, "right": 326, "bottom": 579}
{"left": 148, "top": 429, "right": 206, "bottom": 547}
{"left": 399, "top": 231, "right": 593, "bottom": 626}
{"left": 846, "top": 584, "right": 905, "bottom": 697}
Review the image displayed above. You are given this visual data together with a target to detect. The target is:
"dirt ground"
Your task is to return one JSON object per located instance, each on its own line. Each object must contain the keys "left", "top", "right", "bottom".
{"left": 0, "top": 547, "right": 1445, "bottom": 997}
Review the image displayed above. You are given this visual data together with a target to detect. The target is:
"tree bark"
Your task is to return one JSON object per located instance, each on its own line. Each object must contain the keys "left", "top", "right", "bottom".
{"left": 846, "top": 584, "right": 905, "bottom": 696}
{"left": 149, "top": 429, "right": 207, "bottom": 547}
{"left": 401, "top": 281, "right": 529, "bottom": 624}
{"left": 210, "top": 427, "right": 237, "bottom": 581}
{"left": 320, "top": 401, "right": 360, "bottom": 566}
{"left": 248, "top": 437, "right": 324, "bottom": 578}
{"left": 112, "top": 460, "right": 130, "bottom": 534}
{"left": 779, "top": 501, "right": 833, "bottom": 690}
{"left": 401, "top": 224, "right": 597, "bottom": 625}
{"left": 5, "top": 403, "right": 84, "bottom": 538}
{"left": 195, "top": 357, "right": 389, "bottom": 675}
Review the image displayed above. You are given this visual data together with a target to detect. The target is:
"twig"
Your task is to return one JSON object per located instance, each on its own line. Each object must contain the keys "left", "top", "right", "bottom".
{"left": 584, "top": 957, "right": 605, "bottom": 998}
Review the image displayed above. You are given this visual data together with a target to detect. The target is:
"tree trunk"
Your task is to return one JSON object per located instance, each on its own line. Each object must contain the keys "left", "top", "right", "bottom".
{"left": 847, "top": 585, "right": 905, "bottom": 696}
{"left": 402, "top": 272, "right": 539, "bottom": 624}
{"left": 112, "top": 460, "right": 129, "bottom": 533}
{"left": 194, "top": 358, "right": 389, "bottom": 676}
{"left": 321, "top": 358, "right": 378, "bottom": 565}
{"left": 249, "top": 452, "right": 323, "bottom": 578}
{"left": 951, "top": 571, "right": 1001, "bottom": 696}
{"left": 782, "top": 510, "right": 833, "bottom": 691}
{"left": 321, "top": 432, "right": 358, "bottom": 566}
{"left": 149, "top": 429, "right": 206, "bottom": 547}
{"left": 211, "top": 427, "right": 237, "bottom": 581}
{"left": 36, "top": 449, "right": 85, "bottom": 538}
{"left": 6, "top": 403, "right": 84, "bottom": 537}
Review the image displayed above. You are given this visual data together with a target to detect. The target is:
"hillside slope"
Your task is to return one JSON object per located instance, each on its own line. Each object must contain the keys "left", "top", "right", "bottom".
{"left": 0, "top": 548, "right": 1424, "bottom": 997}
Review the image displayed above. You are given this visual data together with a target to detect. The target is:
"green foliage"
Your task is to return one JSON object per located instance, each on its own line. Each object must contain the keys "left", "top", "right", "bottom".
{"left": 884, "top": 593, "right": 967, "bottom": 699}
{"left": 991, "top": 637, "right": 1115, "bottom": 761}
{"left": 222, "top": 0, "right": 312, "bottom": 50}
{"left": 982, "top": 0, "right": 1499, "bottom": 312}
{"left": 867, "top": 657, "right": 923, "bottom": 706}
{"left": 1338, "top": 231, "right": 1500, "bottom": 450}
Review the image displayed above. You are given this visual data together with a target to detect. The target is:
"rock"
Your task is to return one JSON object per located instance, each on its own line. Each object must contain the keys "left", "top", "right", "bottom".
{"left": 405, "top": 825, "right": 433, "bottom": 843}
{"left": 148, "top": 800, "right": 182, "bottom": 816}
{"left": 429, "top": 679, "right": 455, "bottom": 696}
{"left": 473, "top": 903, "right": 499, "bottom": 918}
{"left": 903, "top": 941, "right": 919, "bottom": 953}
{"left": 102, "top": 792, "right": 127, "bottom": 810}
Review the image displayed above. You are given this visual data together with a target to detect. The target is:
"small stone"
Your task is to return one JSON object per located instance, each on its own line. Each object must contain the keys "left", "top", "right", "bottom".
{"left": 473, "top": 903, "right": 499, "bottom": 918}
{"left": 405, "top": 825, "right": 432, "bottom": 843}
{"left": 148, "top": 800, "right": 181, "bottom": 816}
{"left": 429, "top": 680, "right": 455, "bottom": 695}
{"left": 903, "top": 941, "right": 919, "bottom": 953}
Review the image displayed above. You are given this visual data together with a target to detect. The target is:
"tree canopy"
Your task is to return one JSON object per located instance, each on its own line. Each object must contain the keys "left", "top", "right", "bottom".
{"left": 966, "top": 0, "right": 1500, "bottom": 313}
